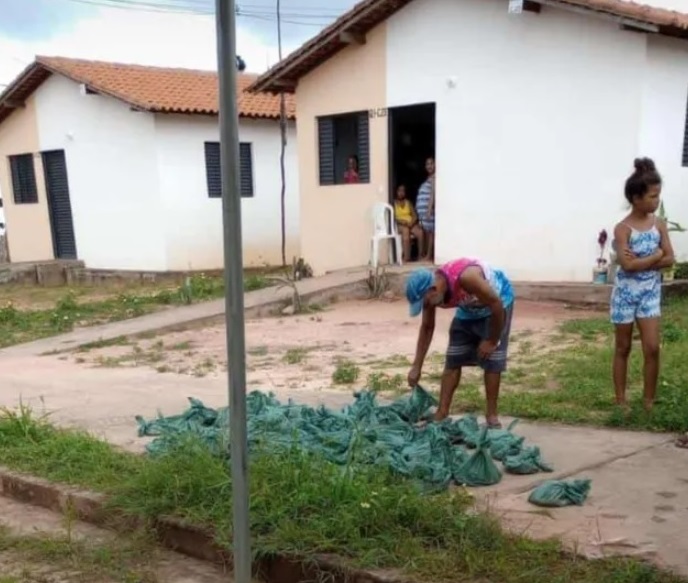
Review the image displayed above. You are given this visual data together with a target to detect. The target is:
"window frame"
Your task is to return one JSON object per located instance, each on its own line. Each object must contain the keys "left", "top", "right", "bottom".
{"left": 9, "top": 153, "right": 39, "bottom": 205}
{"left": 204, "top": 141, "right": 255, "bottom": 199}
{"left": 316, "top": 110, "right": 370, "bottom": 186}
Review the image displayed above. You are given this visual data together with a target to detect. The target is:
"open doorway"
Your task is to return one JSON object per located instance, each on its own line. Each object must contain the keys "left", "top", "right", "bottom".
{"left": 388, "top": 102, "right": 436, "bottom": 261}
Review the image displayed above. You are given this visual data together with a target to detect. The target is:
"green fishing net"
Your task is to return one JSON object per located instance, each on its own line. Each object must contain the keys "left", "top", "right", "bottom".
{"left": 503, "top": 446, "right": 553, "bottom": 475}
{"left": 528, "top": 479, "right": 591, "bottom": 507}
{"left": 135, "top": 386, "right": 554, "bottom": 491}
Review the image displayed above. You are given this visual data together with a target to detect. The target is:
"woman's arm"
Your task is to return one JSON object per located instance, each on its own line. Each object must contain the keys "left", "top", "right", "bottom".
{"left": 427, "top": 176, "right": 435, "bottom": 217}
{"left": 654, "top": 219, "right": 676, "bottom": 269}
{"left": 411, "top": 304, "right": 436, "bottom": 373}
{"left": 614, "top": 223, "right": 663, "bottom": 272}
{"left": 459, "top": 267, "right": 505, "bottom": 344}
{"left": 410, "top": 202, "right": 419, "bottom": 225}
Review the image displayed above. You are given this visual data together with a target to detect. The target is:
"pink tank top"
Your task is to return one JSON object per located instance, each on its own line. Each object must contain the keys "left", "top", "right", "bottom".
{"left": 438, "top": 258, "right": 482, "bottom": 309}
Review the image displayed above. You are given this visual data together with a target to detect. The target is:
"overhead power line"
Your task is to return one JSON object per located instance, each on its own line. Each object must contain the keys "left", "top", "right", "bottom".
{"left": 64, "top": 0, "right": 342, "bottom": 18}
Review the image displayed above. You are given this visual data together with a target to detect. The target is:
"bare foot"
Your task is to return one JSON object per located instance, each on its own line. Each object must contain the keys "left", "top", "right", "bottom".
{"left": 643, "top": 399, "right": 654, "bottom": 413}
{"left": 434, "top": 411, "right": 449, "bottom": 422}
{"left": 485, "top": 417, "right": 502, "bottom": 429}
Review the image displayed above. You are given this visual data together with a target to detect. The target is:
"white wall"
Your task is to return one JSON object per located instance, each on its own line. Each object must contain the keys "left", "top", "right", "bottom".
{"left": 34, "top": 74, "right": 166, "bottom": 270}
{"left": 154, "top": 115, "right": 300, "bottom": 270}
{"left": 637, "top": 36, "right": 688, "bottom": 260}
{"left": 386, "top": 0, "right": 651, "bottom": 281}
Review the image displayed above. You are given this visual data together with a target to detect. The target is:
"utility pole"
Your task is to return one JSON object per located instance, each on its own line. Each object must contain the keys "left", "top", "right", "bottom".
{"left": 214, "top": 1, "right": 251, "bottom": 582}
{"left": 277, "top": 0, "right": 287, "bottom": 267}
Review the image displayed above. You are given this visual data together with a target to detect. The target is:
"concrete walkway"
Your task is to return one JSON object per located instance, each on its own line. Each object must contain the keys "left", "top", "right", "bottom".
{"left": 0, "top": 266, "right": 376, "bottom": 358}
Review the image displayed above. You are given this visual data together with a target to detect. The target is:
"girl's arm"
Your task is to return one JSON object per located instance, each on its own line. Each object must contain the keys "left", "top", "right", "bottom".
{"left": 410, "top": 203, "right": 418, "bottom": 225}
{"left": 654, "top": 219, "right": 676, "bottom": 269}
{"left": 614, "top": 223, "right": 663, "bottom": 272}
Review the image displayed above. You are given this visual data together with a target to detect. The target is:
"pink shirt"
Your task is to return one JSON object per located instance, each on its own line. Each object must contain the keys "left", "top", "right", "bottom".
{"left": 437, "top": 258, "right": 482, "bottom": 309}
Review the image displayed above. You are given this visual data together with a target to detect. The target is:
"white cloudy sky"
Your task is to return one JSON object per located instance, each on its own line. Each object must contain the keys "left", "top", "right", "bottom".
{"left": 1, "top": 0, "right": 686, "bottom": 88}
{"left": 0, "top": 0, "right": 355, "bottom": 87}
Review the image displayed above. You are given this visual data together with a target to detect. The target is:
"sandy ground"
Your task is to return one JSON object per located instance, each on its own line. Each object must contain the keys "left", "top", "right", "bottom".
{"left": 2, "top": 298, "right": 688, "bottom": 577}
{"left": 66, "top": 298, "right": 590, "bottom": 394}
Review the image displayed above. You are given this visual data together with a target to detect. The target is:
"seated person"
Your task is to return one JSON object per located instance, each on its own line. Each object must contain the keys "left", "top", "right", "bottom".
{"left": 343, "top": 155, "right": 360, "bottom": 184}
{"left": 393, "top": 184, "right": 424, "bottom": 262}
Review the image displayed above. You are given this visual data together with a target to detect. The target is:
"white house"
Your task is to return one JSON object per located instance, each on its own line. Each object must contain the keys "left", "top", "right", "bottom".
{"left": 251, "top": 0, "right": 688, "bottom": 281}
{"left": 0, "top": 56, "right": 299, "bottom": 271}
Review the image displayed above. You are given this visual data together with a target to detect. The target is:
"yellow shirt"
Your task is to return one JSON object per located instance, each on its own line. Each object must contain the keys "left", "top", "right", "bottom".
{"left": 394, "top": 200, "right": 413, "bottom": 224}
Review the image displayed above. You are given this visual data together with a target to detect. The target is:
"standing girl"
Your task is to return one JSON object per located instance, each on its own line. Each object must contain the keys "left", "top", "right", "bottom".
{"left": 611, "top": 158, "right": 675, "bottom": 412}
{"left": 415, "top": 157, "right": 435, "bottom": 261}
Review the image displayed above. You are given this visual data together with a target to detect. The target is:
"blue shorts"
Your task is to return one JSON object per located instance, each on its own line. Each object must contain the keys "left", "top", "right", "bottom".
{"left": 445, "top": 304, "right": 513, "bottom": 373}
{"left": 610, "top": 278, "right": 661, "bottom": 324}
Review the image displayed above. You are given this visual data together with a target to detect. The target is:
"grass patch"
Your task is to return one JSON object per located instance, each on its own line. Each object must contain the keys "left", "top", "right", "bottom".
{"left": 0, "top": 273, "right": 272, "bottom": 349}
{"left": 283, "top": 347, "right": 309, "bottom": 365}
{"left": 0, "top": 406, "right": 684, "bottom": 583}
{"left": 332, "top": 359, "right": 360, "bottom": 385}
{"left": 367, "top": 371, "right": 405, "bottom": 394}
{"left": 455, "top": 298, "right": 688, "bottom": 432}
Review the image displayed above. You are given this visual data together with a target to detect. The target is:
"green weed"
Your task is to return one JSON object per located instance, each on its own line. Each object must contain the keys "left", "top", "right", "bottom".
{"left": 0, "top": 273, "right": 272, "bottom": 349}
{"left": 332, "top": 359, "right": 360, "bottom": 385}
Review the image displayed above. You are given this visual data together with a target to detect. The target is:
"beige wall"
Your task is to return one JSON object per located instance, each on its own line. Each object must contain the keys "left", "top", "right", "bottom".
{"left": 0, "top": 96, "right": 54, "bottom": 263}
{"left": 296, "top": 24, "right": 389, "bottom": 275}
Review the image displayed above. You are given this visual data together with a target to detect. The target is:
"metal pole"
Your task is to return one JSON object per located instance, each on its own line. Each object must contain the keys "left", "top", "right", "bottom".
{"left": 214, "top": 1, "right": 251, "bottom": 582}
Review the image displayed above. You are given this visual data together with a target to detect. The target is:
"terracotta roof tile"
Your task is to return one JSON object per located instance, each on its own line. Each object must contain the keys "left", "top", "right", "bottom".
{"left": 0, "top": 56, "right": 294, "bottom": 124}
{"left": 250, "top": 0, "right": 688, "bottom": 94}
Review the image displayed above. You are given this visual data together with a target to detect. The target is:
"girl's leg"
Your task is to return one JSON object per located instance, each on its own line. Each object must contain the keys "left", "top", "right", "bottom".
{"left": 613, "top": 323, "right": 634, "bottom": 407}
{"left": 635, "top": 317, "right": 661, "bottom": 412}
{"left": 398, "top": 224, "right": 411, "bottom": 262}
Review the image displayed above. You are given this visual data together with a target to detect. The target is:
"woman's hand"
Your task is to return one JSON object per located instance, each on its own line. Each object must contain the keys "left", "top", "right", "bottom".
{"left": 407, "top": 365, "right": 421, "bottom": 387}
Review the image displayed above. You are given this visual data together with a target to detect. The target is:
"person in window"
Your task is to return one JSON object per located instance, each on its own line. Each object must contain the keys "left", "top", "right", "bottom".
{"left": 393, "top": 184, "right": 424, "bottom": 263}
{"left": 344, "top": 155, "right": 360, "bottom": 184}
{"left": 415, "top": 157, "right": 435, "bottom": 260}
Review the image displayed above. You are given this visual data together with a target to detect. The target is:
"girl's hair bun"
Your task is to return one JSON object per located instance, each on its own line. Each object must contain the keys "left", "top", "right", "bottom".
{"left": 634, "top": 157, "right": 656, "bottom": 174}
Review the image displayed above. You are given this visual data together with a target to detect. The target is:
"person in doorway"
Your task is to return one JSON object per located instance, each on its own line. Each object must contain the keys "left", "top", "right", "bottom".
{"left": 611, "top": 158, "right": 675, "bottom": 414}
{"left": 405, "top": 258, "right": 514, "bottom": 427}
{"left": 415, "top": 157, "right": 435, "bottom": 260}
{"left": 343, "top": 155, "right": 360, "bottom": 184}
{"left": 394, "top": 184, "right": 424, "bottom": 262}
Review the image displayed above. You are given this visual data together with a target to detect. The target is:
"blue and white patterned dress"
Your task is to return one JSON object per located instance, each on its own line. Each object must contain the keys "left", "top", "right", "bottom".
{"left": 610, "top": 223, "right": 661, "bottom": 324}
{"left": 415, "top": 178, "right": 435, "bottom": 233}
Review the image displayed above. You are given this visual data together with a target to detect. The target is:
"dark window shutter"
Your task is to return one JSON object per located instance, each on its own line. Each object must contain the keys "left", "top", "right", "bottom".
{"left": 239, "top": 142, "right": 254, "bottom": 197}
{"left": 682, "top": 89, "right": 688, "bottom": 167}
{"left": 9, "top": 154, "right": 38, "bottom": 204}
{"left": 318, "top": 117, "right": 335, "bottom": 185}
{"left": 356, "top": 112, "right": 370, "bottom": 183}
{"left": 204, "top": 142, "right": 221, "bottom": 198}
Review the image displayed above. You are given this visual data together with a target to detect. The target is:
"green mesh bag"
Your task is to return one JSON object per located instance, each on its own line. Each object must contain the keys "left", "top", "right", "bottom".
{"left": 503, "top": 446, "right": 553, "bottom": 475}
{"left": 528, "top": 479, "right": 591, "bottom": 507}
{"left": 453, "top": 426, "right": 502, "bottom": 487}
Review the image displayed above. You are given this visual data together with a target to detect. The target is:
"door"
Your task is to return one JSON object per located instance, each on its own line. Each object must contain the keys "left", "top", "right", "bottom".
{"left": 42, "top": 150, "right": 77, "bottom": 260}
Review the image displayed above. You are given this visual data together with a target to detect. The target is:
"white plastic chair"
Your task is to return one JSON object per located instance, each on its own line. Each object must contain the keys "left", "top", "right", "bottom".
{"left": 370, "top": 202, "right": 403, "bottom": 268}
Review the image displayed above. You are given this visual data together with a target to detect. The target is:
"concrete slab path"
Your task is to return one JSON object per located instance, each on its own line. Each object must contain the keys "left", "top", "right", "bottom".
{"left": 0, "top": 496, "right": 236, "bottom": 582}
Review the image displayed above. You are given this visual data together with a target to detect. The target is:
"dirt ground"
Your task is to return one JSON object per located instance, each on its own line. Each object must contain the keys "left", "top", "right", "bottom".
{"left": 66, "top": 298, "right": 595, "bottom": 394}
